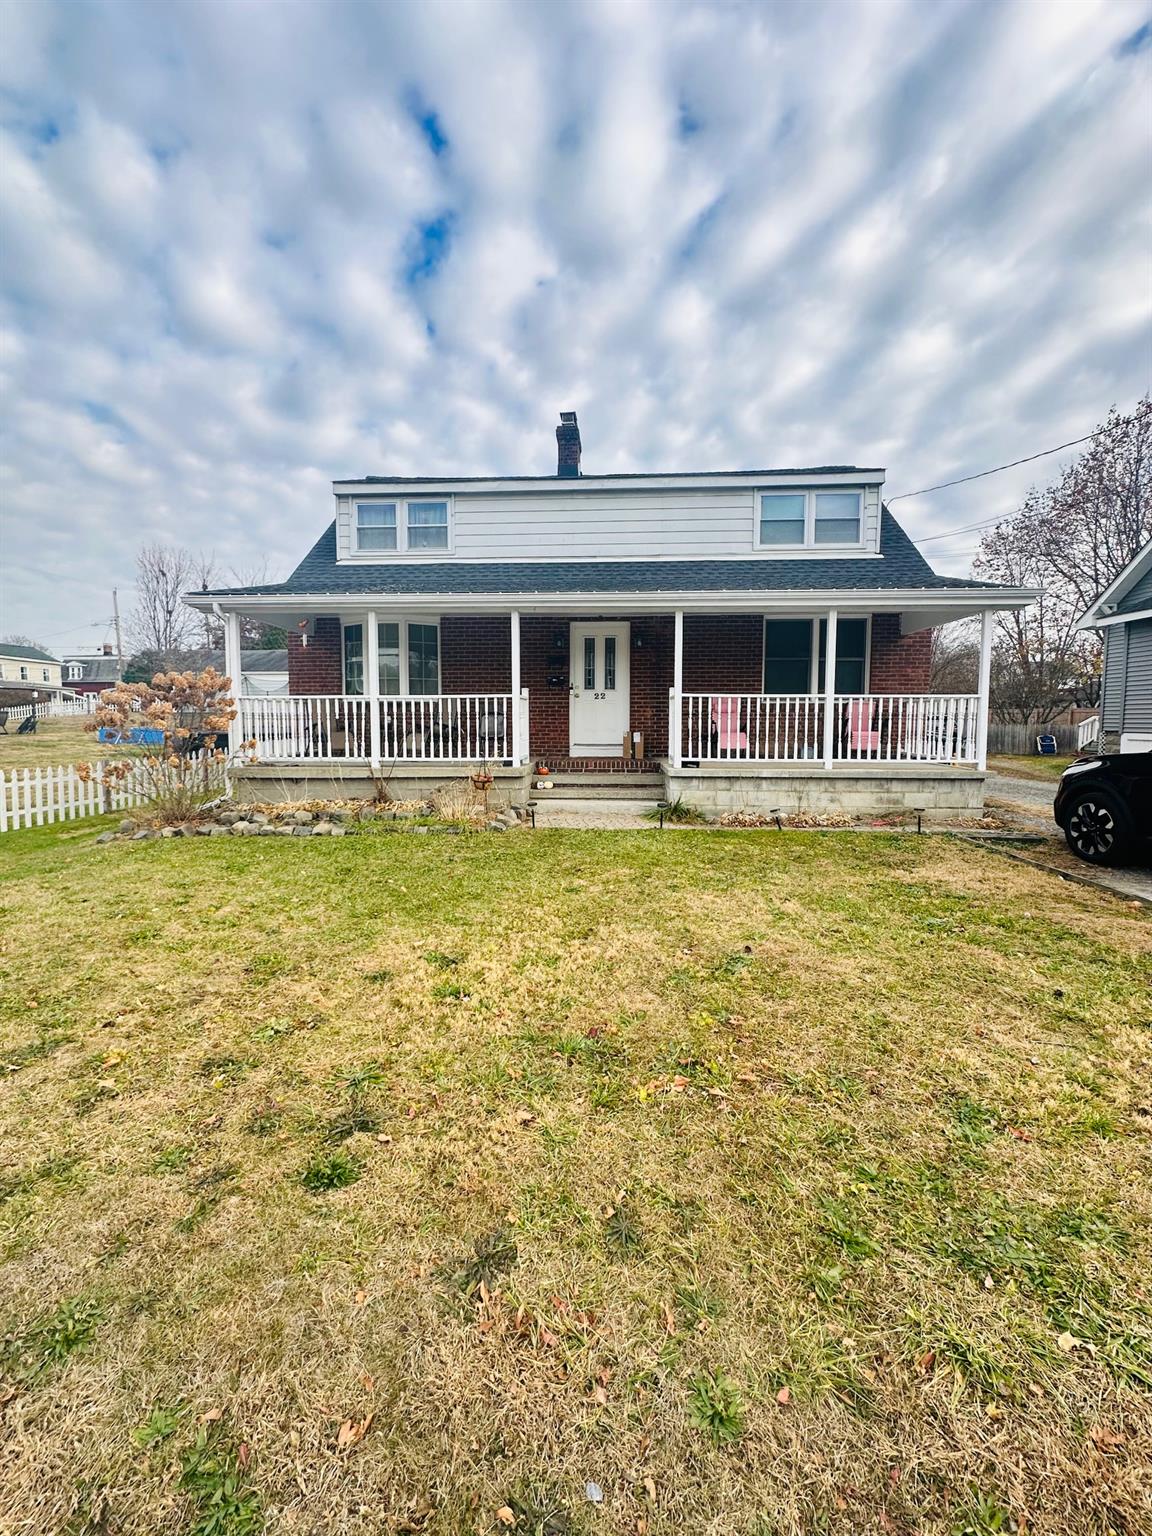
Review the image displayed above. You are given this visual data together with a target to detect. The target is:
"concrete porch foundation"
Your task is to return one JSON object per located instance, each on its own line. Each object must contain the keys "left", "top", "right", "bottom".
{"left": 663, "top": 764, "right": 987, "bottom": 816}
{"left": 232, "top": 762, "right": 533, "bottom": 808}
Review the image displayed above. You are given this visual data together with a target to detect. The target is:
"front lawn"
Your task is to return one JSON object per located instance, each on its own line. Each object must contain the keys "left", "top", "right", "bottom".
{"left": 0, "top": 716, "right": 126, "bottom": 772}
{"left": 1, "top": 828, "right": 1149, "bottom": 1535}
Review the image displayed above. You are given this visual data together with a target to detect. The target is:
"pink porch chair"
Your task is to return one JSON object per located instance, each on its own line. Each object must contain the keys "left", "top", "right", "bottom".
{"left": 711, "top": 696, "right": 748, "bottom": 756}
{"left": 847, "top": 699, "right": 881, "bottom": 754}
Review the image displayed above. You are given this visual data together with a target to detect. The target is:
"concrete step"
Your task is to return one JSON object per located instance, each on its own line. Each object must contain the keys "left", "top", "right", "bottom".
{"left": 532, "top": 798, "right": 661, "bottom": 820}
{"left": 532, "top": 773, "right": 664, "bottom": 801}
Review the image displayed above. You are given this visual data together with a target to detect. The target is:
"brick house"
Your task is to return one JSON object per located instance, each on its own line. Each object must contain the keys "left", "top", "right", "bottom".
{"left": 187, "top": 414, "right": 1035, "bottom": 813}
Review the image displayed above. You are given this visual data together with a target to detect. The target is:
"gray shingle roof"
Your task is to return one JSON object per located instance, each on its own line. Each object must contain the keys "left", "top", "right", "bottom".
{"left": 0, "top": 641, "right": 59, "bottom": 662}
{"left": 199, "top": 508, "right": 1005, "bottom": 600}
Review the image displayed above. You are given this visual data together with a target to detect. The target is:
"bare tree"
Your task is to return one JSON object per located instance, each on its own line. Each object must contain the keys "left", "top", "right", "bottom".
{"left": 974, "top": 398, "right": 1151, "bottom": 723}
{"left": 128, "top": 544, "right": 201, "bottom": 663}
{"left": 929, "top": 620, "right": 978, "bottom": 694}
{"left": 228, "top": 560, "right": 285, "bottom": 648}
{"left": 1, "top": 633, "right": 43, "bottom": 648}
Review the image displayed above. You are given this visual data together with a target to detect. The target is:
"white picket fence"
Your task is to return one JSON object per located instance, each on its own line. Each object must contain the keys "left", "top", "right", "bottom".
{"left": 0, "top": 752, "right": 228, "bottom": 832}
{"left": 0, "top": 695, "right": 99, "bottom": 724}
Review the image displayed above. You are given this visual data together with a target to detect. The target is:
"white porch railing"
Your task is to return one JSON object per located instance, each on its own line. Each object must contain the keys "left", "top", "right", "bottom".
{"left": 1075, "top": 715, "right": 1100, "bottom": 751}
{"left": 673, "top": 692, "right": 981, "bottom": 766}
{"left": 237, "top": 693, "right": 519, "bottom": 764}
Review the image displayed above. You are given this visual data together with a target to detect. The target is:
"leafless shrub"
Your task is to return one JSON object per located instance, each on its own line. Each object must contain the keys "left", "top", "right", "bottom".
{"left": 79, "top": 668, "right": 236, "bottom": 823}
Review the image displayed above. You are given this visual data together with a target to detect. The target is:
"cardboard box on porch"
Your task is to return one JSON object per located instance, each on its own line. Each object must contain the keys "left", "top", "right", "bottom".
{"left": 622, "top": 730, "right": 645, "bottom": 760}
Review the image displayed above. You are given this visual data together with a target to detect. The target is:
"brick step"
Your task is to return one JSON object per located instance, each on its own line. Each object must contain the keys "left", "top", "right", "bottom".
{"left": 540, "top": 757, "right": 660, "bottom": 774}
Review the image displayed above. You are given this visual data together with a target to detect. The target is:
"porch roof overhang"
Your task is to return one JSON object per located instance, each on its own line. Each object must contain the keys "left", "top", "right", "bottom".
{"left": 187, "top": 585, "right": 1036, "bottom": 631}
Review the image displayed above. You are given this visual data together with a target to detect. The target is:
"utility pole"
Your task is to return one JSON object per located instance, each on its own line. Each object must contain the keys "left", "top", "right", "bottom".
{"left": 112, "top": 589, "right": 124, "bottom": 680}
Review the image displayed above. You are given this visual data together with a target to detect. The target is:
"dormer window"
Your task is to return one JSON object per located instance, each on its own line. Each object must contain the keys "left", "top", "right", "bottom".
{"left": 756, "top": 489, "right": 863, "bottom": 549}
{"left": 407, "top": 500, "right": 449, "bottom": 550}
{"left": 814, "top": 492, "right": 861, "bottom": 544}
{"left": 354, "top": 498, "right": 451, "bottom": 554}
{"left": 356, "top": 502, "right": 397, "bottom": 551}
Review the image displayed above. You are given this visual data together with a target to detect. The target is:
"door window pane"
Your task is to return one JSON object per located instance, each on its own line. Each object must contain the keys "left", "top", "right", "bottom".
{"left": 764, "top": 619, "right": 813, "bottom": 692}
{"left": 378, "top": 622, "right": 401, "bottom": 695}
{"left": 407, "top": 501, "right": 449, "bottom": 550}
{"left": 817, "top": 617, "right": 868, "bottom": 692}
{"left": 356, "top": 503, "right": 397, "bottom": 551}
{"left": 760, "top": 493, "right": 806, "bottom": 545}
{"left": 408, "top": 623, "right": 440, "bottom": 694}
{"left": 343, "top": 623, "right": 364, "bottom": 694}
{"left": 584, "top": 636, "right": 596, "bottom": 689}
{"left": 814, "top": 492, "right": 861, "bottom": 544}
{"left": 604, "top": 636, "right": 616, "bottom": 690}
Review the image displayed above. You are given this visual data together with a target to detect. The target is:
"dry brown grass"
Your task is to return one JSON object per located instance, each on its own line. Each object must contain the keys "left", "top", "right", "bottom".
{"left": 0, "top": 827, "right": 1149, "bottom": 1536}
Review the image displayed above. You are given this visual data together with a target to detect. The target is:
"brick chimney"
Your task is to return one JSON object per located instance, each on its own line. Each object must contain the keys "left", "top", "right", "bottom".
{"left": 556, "top": 410, "right": 581, "bottom": 477}
{"left": 102, "top": 642, "right": 113, "bottom": 656}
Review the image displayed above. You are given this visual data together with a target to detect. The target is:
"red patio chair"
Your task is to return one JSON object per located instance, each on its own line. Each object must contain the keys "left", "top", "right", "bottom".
{"left": 711, "top": 696, "right": 748, "bottom": 756}
{"left": 847, "top": 699, "right": 881, "bottom": 754}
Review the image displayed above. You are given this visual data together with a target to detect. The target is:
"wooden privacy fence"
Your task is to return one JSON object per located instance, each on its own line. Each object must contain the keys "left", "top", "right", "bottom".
{"left": 0, "top": 753, "right": 228, "bottom": 832}
{"left": 987, "top": 719, "right": 1099, "bottom": 756}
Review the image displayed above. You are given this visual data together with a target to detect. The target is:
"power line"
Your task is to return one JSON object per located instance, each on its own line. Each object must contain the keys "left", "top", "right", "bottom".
{"left": 890, "top": 404, "right": 1152, "bottom": 505}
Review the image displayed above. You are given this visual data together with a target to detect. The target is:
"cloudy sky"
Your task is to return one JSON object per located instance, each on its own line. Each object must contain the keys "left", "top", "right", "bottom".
{"left": 1, "top": 0, "right": 1150, "bottom": 652}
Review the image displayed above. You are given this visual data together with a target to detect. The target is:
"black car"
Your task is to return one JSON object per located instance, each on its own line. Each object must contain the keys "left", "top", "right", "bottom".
{"left": 1053, "top": 752, "right": 1152, "bottom": 866}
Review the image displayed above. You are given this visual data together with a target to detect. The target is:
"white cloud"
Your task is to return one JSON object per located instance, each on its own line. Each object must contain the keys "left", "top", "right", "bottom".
{"left": 0, "top": 0, "right": 1150, "bottom": 648}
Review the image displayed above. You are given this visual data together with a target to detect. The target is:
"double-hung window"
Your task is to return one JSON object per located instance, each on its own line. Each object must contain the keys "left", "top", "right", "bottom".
{"left": 757, "top": 489, "right": 863, "bottom": 548}
{"left": 343, "top": 621, "right": 440, "bottom": 696}
{"left": 354, "top": 499, "right": 450, "bottom": 554}
{"left": 355, "top": 503, "right": 397, "bottom": 551}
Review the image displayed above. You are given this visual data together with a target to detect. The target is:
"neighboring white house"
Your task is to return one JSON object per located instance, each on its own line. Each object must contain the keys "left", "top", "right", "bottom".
{"left": 0, "top": 641, "right": 65, "bottom": 698}
{"left": 1077, "top": 538, "right": 1152, "bottom": 754}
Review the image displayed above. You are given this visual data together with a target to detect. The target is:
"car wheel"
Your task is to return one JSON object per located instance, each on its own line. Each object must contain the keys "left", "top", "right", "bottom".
{"left": 1063, "top": 790, "right": 1132, "bottom": 865}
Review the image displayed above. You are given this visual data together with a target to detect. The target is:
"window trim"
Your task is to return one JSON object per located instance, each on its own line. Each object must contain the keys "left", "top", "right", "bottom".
{"left": 352, "top": 497, "right": 454, "bottom": 556}
{"left": 753, "top": 488, "right": 865, "bottom": 551}
{"left": 762, "top": 615, "right": 871, "bottom": 694}
{"left": 342, "top": 616, "right": 442, "bottom": 695}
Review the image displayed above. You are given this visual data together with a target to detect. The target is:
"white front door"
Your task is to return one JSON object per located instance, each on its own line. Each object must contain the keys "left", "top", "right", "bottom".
{"left": 570, "top": 622, "right": 630, "bottom": 755}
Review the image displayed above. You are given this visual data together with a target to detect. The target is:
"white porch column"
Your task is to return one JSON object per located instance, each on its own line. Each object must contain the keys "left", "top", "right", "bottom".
{"left": 510, "top": 610, "right": 522, "bottom": 764}
{"left": 365, "top": 611, "right": 381, "bottom": 765}
{"left": 975, "top": 607, "right": 994, "bottom": 770}
{"left": 672, "top": 609, "right": 684, "bottom": 768}
{"left": 821, "top": 608, "right": 838, "bottom": 768}
{"left": 223, "top": 610, "right": 242, "bottom": 701}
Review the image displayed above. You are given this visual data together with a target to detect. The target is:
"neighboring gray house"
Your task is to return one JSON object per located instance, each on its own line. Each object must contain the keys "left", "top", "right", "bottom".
{"left": 1078, "top": 539, "right": 1152, "bottom": 754}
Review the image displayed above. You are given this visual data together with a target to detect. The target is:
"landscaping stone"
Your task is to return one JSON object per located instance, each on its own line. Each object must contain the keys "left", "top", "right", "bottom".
{"left": 249, "top": 812, "right": 269, "bottom": 824}
{"left": 218, "top": 811, "right": 241, "bottom": 826}
{"left": 312, "top": 822, "right": 333, "bottom": 836}
{"left": 330, "top": 825, "right": 347, "bottom": 836}
{"left": 95, "top": 831, "right": 116, "bottom": 843}
{"left": 276, "top": 826, "right": 295, "bottom": 836}
{"left": 292, "top": 825, "right": 313, "bottom": 836}
{"left": 487, "top": 820, "right": 506, "bottom": 833}
{"left": 258, "top": 825, "right": 277, "bottom": 836}
{"left": 231, "top": 822, "right": 254, "bottom": 835}
{"left": 161, "top": 827, "right": 181, "bottom": 838}
{"left": 209, "top": 825, "right": 230, "bottom": 837}
{"left": 132, "top": 829, "right": 156, "bottom": 840}
{"left": 293, "top": 810, "right": 314, "bottom": 824}
{"left": 119, "top": 818, "right": 137, "bottom": 834}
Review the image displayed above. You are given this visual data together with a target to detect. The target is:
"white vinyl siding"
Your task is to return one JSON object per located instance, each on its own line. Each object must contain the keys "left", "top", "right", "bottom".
{"left": 336, "top": 482, "right": 882, "bottom": 561}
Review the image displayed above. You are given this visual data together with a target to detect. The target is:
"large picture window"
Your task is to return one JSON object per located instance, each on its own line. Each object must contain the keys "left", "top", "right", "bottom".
{"left": 763, "top": 617, "right": 869, "bottom": 693}
{"left": 344, "top": 620, "right": 440, "bottom": 695}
